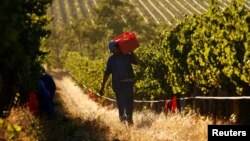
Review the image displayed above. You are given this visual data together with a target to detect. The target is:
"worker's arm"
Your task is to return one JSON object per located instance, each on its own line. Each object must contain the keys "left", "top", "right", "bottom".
{"left": 130, "top": 51, "right": 140, "bottom": 65}
{"left": 99, "top": 73, "right": 110, "bottom": 96}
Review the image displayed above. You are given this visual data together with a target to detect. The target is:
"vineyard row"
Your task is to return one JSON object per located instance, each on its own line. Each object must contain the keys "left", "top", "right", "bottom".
{"left": 48, "top": 0, "right": 250, "bottom": 27}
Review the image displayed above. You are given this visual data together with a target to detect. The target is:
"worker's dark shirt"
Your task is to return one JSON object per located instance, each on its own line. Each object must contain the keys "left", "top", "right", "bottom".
{"left": 104, "top": 54, "right": 138, "bottom": 92}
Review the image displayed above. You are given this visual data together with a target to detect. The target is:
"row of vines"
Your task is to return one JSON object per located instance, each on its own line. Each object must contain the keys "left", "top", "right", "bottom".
{"left": 133, "top": 0, "right": 250, "bottom": 122}
{"left": 139, "top": 0, "right": 250, "bottom": 96}
{"left": 59, "top": 0, "right": 250, "bottom": 98}
{"left": 49, "top": 0, "right": 250, "bottom": 27}
{"left": 45, "top": 0, "right": 167, "bottom": 100}
{"left": 43, "top": 0, "right": 250, "bottom": 122}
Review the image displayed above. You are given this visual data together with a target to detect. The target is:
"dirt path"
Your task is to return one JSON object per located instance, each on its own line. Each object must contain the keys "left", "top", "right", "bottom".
{"left": 49, "top": 69, "right": 99, "bottom": 115}
{"left": 48, "top": 68, "right": 209, "bottom": 141}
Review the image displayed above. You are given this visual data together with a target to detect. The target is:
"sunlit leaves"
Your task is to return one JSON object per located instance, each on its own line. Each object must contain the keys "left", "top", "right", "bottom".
{"left": 64, "top": 52, "right": 114, "bottom": 98}
{"left": 138, "top": 0, "right": 250, "bottom": 96}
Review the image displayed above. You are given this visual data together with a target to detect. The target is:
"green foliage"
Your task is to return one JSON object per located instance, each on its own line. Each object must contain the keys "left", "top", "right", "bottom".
{"left": 187, "top": 0, "right": 250, "bottom": 94}
{"left": 0, "top": 117, "right": 22, "bottom": 140}
{"left": 92, "top": 0, "right": 161, "bottom": 44}
{"left": 0, "top": 0, "right": 52, "bottom": 111}
{"left": 44, "top": 0, "right": 164, "bottom": 99}
{"left": 138, "top": 0, "right": 250, "bottom": 96}
{"left": 0, "top": 118, "right": 3, "bottom": 128}
{"left": 6, "top": 124, "right": 22, "bottom": 139}
{"left": 46, "top": 0, "right": 250, "bottom": 100}
{"left": 134, "top": 41, "right": 173, "bottom": 99}
{"left": 64, "top": 52, "right": 114, "bottom": 98}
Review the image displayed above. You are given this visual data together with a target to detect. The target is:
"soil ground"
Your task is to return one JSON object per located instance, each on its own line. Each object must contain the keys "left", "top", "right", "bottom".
{"left": 47, "top": 68, "right": 209, "bottom": 141}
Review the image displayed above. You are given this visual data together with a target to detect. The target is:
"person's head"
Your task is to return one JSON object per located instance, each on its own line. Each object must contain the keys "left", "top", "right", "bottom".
{"left": 41, "top": 67, "right": 46, "bottom": 76}
{"left": 108, "top": 41, "right": 120, "bottom": 54}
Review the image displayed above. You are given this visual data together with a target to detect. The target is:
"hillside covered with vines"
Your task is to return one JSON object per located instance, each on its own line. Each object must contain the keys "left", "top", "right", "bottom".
{"left": 47, "top": 0, "right": 250, "bottom": 101}
{"left": 137, "top": 0, "right": 250, "bottom": 98}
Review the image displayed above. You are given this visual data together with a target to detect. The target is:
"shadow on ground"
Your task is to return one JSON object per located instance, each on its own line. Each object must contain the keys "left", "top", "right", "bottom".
{"left": 38, "top": 91, "right": 111, "bottom": 141}
{"left": 38, "top": 69, "right": 111, "bottom": 141}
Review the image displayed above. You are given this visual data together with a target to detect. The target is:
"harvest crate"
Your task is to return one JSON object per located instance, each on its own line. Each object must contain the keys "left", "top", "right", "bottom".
{"left": 113, "top": 32, "right": 139, "bottom": 54}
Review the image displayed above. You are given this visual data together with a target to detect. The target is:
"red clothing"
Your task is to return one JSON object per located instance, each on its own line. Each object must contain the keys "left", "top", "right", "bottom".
{"left": 26, "top": 92, "right": 40, "bottom": 117}
{"left": 171, "top": 96, "right": 177, "bottom": 113}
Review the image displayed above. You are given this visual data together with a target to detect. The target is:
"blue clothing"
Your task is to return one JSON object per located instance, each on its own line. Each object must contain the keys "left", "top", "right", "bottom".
{"left": 105, "top": 54, "right": 138, "bottom": 93}
{"left": 108, "top": 40, "right": 118, "bottom": 52}
{"left": 37, "top": 80, "right": 53, "bottom": 116}
{"left": 41, "top": 73, "right": 56, "bottom": 98}
{"left": 104, "top": 54, "right": 138, "bottom": 122}
{"left": 115, "top": 81, "right": 134, "bottom": 122}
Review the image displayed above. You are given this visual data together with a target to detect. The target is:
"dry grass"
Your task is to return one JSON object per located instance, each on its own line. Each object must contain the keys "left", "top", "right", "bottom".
{"left": 0, "top": 102, "right": 236, "bottom": 141}
{"left": 94, "top": 108, "right": 211, "bottom": 141}
{"left": 0, "top": 108, "right": 213, "bottom": 141}
{"left": 0, "top": 69, "right": 236, "bottom": 141}
{"left": 0, "top": 107, "right": 42, "bottom": 141}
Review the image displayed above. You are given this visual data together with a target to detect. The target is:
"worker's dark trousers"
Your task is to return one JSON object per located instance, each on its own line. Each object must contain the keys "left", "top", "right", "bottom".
{"left": 115, "top": 82, "right": 134, "bottom": 122}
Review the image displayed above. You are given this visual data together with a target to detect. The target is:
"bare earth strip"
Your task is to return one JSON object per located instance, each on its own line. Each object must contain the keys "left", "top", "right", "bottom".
{"left": 49, "top": 68, "right": 209, "bottom": 141}
{"left": 49, "top": 69, "right": 99, "bottom": 116}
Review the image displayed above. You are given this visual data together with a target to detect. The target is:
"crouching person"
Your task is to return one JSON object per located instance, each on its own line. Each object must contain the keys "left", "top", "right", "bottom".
{"left": 37, "top": 79, "right": 54, "bottom": 118}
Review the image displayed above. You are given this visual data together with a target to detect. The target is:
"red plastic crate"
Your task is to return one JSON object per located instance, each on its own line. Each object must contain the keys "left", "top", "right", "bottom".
{"left": 113, "top": 32, "right": 139, "bottom": 54}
